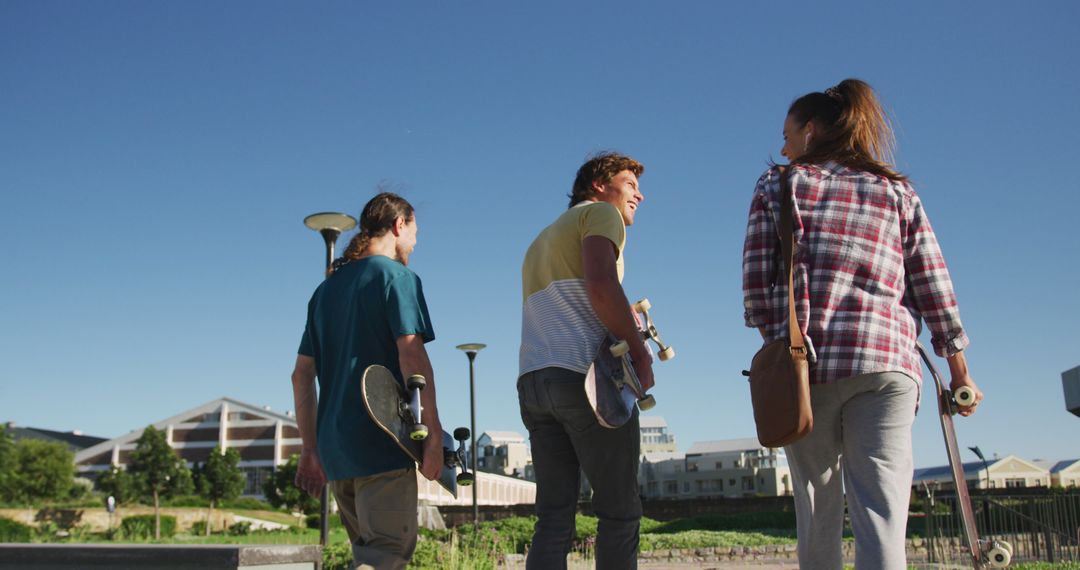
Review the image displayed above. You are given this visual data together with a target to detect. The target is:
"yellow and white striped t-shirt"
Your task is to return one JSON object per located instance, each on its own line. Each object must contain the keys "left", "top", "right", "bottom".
{"left": 519, "top": 201, "right": 626, "bottom": 377}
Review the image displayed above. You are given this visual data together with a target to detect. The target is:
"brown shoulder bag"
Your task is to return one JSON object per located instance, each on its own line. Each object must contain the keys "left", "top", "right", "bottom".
{"left": 745, "top": 167, "right": 813, "bottom": 448}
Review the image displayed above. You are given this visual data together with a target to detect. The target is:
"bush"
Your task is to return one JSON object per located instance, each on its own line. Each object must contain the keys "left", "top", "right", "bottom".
{"left": 120, "top": 514, "right": 176, "bottom": 539}
{"left": 0, "top": 517, "right": 32, "bottom": 542}
{"left": 305, "top": 513, "right": 344, "bottom": 530}
{"left": 190, "top": 520, "right": 208, "bottom": 535}
{"left": 227, "top": 521, "right": 252, "bottom": 536}
{"left": 647, "top": 511, "right": 798, "bottom": 534}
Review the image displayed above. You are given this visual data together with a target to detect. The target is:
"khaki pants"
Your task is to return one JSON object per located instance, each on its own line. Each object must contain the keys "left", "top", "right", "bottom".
{"left": 330, "top": 467, "right": 418, "bottom": 570}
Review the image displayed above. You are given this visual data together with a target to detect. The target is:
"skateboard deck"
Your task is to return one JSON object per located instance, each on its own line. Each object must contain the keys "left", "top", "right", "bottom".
{"left": 585, "top": 298, "right": 673, "bottom": 429}
{"left": 918, "top": 343, "right": 1011, "bottom": 568}
{"left": 361, "top": 365, "right": 472, "bottom": 498}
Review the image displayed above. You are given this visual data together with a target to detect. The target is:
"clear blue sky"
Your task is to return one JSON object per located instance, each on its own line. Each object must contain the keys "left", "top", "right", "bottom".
{"left": 2, "top": 1, "right": 1078, "bottom": 470}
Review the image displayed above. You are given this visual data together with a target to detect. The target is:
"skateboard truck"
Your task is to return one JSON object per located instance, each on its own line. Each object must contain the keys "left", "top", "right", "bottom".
{"left": 406, "top": 374, "right": 428, "bottom": 441}
{"left": 942, "top": 385, "right": 978, "bottom": 415}
{"left": 609, "top": 340, "right": 657, "bottom": 411}
{"left": 633, "top": 298, "right": 675, "bottom": 361}
{"left": 447, "top": 427, "right": 475, "bottom": 486}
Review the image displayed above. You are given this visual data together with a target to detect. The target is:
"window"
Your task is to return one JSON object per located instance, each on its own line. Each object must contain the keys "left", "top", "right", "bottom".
{"left": 687, "top": 463, "right": 698, "bottom": 472}
{"left": 715, "top": 461, "right": 723, "bottom": 469}
{"left": 729, "top": 479, "right": 736, "bottom": 486}
{"left": 665, "top": 481, "right": 678, "bottom": 495}
{"left": 682, "top": 482, "right": 690, "bottom": 493}
{"left": 1005, "top": 478, "right": 1025, "bottom": 488}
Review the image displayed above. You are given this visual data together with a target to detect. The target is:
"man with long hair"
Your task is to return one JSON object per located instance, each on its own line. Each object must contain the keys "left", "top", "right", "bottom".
{"left": 290, "top": 192, "right": 443, "bottom": 570}
{"left": 518, "top": 152, "right": 654, "bottom": 569}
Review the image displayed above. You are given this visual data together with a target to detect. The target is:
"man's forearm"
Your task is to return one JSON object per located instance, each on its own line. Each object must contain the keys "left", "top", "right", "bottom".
{"left": 398, "top": 336, "right": 442, "bottom": 433}
{"left": 587, "top": 275, "right": 648, "bottom": 363}
{"left": 291, "top": 355, "right": 319, "bottom": 451}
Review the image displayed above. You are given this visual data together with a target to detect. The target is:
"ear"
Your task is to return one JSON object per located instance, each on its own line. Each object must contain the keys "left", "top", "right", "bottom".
{"left": 390, "top": 216, "right": 406, "bottom": 236}
{"left": 591, "top": 178, "right": 607, "bottom": 196}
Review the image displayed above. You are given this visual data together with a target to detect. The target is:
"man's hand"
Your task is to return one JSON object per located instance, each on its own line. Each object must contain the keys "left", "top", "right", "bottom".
{"left": 419, "top": 432, "right": 444, "bottom": 481}
{"left": 633, "top": 355, "right": 656, "bottom": 392}
{"left": 295, "top": 448, "right": 327, "bottom": 498}
{"left": 947, "top": 351, "right": 983, "bottom": 417}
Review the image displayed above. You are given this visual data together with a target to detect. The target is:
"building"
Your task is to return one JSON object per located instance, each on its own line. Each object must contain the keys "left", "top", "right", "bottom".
{"left": 74, "top": 397, "right": 301, "bottom": 496}
{"left": 1034, "top": 459, "right": 1080, "bottom": 488}
{"left": 73, "top": 397, "right": 537, "bottom": 505}
{"left": 475, "top": 431, "right": 532, "bottom": 479}
{"left": 639, "top": 416, "right": 677, "bottom": 454}
{"left": 5, "top": 423, "right": 106, "bottom": 453}
{"left": 914, "top": 455, "right": 1051, "bottom": 491}
{"left": 639, "top": 438, "right": 792, "bottom": 500}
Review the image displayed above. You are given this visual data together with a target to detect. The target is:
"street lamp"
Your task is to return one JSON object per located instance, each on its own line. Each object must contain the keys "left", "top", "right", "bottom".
{"left": 969, "top": 446, "right": 990, "bottom": 490}
{"left": 456, "top": 343, "right": 486, "bottom": 527}
{"left": 304, "top": 211, "right": 358, "bottom": 550}
{"left": 304, "top": 212, "right": 358, "bottom": 275}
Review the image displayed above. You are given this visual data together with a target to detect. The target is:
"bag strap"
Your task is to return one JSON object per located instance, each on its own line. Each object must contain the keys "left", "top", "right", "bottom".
{"left": 778, "top": 167, "right": 806, "bottom": 352}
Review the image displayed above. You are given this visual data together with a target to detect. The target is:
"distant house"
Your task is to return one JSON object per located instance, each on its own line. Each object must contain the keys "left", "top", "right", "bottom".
{"left": 914, "top": 455, "right": 1051, "bottom": 490}
{"left": 639, "top": 438, "right": 791, "bottom": 499}
{"left": 475, "top": 431, "right": 532, "bottom": 480}
{"left": 639, "top": 416, "right": 677, "bottom": 454}
{"left": 5, "top": 423, "right": 106, "bottom": 453}
{"left": 1034, "top": 458, "right": 1080, "bottom": 488}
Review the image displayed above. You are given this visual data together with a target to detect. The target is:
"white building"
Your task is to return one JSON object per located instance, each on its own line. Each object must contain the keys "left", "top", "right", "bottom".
{"left": 639, "top": 416, "right": 677, "bottom": 454}
{"left": 914, "top": 455, "right": 1051, "bottom": 491}
{"left": 639, "top": 438, "right": 792, "bottom": 499}
{"left": 475, "top": 431, "right": 532, "bottom": 480}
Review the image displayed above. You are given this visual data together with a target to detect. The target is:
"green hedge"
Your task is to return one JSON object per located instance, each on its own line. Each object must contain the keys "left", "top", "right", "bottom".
{"left": 0, "top": 517, "right": 32, "bottom": 542}
{"left": 120, "top": 514, "right": 176, "bottom": 539}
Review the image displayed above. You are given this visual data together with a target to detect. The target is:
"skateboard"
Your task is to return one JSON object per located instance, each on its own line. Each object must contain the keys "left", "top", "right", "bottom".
{"left": 361, "top": 364, "right": 474, "bottom": 498}
{"left": 918, "top": 342, "right": 1011, "bottom": 568}
{"left": 585, "top": 298, "right": 674, "bottom": 429}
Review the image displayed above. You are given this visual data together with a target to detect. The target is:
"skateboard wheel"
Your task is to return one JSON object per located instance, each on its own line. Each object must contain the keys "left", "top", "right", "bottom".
{"left": 638, "top": 394, "right": 656, "bottom": 411}
{"left": 954, "top": 386, "right": 976, "bottom": 407}
{"left": 457, "top": 472, "right": 475, "bottom": 486}
{"left": 453, "top": 427, "right": 470, "bottom": 441}
{"left": 410, "top": 424, "right": 429, "bottom": 441}
{"left": 658, "top": 346, "right": 675, "bottom": 361}
{"left": 610, "top": 340, "right": 630, "bottom": 357}
{"left": 632, "top": 298, "right": 651, "bottom": 312}
{"left": 987, "top": 544, "right": 1011, "bottom": 568}
{"left": 407, "top": 375, "right": 426, "bottom": 390}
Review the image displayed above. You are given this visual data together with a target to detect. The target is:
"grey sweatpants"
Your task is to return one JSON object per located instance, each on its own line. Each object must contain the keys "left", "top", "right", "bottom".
{"left": 784, "top": 371, "right": 919, "bottom": 570}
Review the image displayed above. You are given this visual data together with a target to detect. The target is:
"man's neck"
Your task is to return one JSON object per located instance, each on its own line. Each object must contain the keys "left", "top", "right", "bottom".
{"left": 359, "top": 236, "right": 398, "bottom": 261}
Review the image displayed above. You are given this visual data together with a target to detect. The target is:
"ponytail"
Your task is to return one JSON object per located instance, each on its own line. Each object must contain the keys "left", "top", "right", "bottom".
{"left": 788, "top": 78, "right": 905, "bottom": 181}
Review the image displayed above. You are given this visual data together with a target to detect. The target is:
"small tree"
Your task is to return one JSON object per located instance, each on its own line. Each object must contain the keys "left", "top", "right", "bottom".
{"left": 12, "top": 439, "right": 74, "bottom": 503}
{"left": 0, "top": 426, "right": 15, "bottom": 503}
{"left": 126, "top": 425, "right": 191, "bottom": 540}
{"left": 263, "top": 454, "right": 319, "bottom": 524}
{"left": 95, "top": 465, "right": 133, "bottom": 505}
{"left": 195, "top": 446, "right": 246, "bottom": 535}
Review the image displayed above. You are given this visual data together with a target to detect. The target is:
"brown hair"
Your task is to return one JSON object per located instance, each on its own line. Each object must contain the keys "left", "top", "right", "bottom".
{"left": 787, "top": 78, "right": 906, "bottom": 181}
{"left": 331, "top": 192, "right": 415, "bottom": 274}
{"left": 567, "top": 151, "right": 645, "bottom": 208}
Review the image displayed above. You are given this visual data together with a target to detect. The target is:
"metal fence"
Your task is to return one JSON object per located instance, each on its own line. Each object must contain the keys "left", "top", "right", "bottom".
{"left": 920, "top": 490, "right": 1080, "bottom": 565}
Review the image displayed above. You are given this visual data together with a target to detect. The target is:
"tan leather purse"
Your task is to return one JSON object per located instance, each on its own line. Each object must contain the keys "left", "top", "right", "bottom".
{"left": 746, "top": 167, "right": 813, "bottom": 448}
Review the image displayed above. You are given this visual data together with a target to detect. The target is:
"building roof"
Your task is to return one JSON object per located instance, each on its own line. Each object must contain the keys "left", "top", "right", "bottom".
{"left": 1048, "top": 459, "right": 1080, "bottom": 473}
{"left": 638, "top": 416, "right": 668, "bottom": 429}
{"left": 74, "top": 397, "right": 298, "bottom": 465}
{"left": 5, "top": 425, "right": 107, "bottom": 451}
{"left": 914, "top": 459, "right": 999, "bottom": 481}
{"left": 686, "top": 438, "right": 765, "bottom": 456}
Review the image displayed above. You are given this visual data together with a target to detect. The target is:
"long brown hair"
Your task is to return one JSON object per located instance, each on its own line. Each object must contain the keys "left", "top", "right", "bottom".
{"left": 568, "top": 151, "right": 645, "bottom": 208}
{"left": 331, "top": 192, "right": 414, "bottom": 274}
{"left": 788, "top": 78, "right": 906, "bottom": 181}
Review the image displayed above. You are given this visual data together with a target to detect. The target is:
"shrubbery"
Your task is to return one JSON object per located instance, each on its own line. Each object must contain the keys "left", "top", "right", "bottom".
{"left": 120, "top": 514, "right": 176, "bottom": 539}
{"left": 0, "top": 517, "right": 32, "bottom": 542}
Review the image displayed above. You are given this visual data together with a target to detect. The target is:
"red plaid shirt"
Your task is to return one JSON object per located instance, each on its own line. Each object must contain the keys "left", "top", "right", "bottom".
{"left": 742, "top": 163, "right": 969, "bottom": 385}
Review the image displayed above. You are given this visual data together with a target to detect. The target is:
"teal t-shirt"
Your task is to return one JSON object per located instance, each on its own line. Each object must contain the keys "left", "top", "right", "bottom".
{"left": 298, "top": 255, "right": 435, "bottom": 481}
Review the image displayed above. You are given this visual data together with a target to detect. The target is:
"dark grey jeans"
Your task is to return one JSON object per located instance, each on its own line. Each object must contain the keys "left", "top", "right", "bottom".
{"left": 518, "top": 367, "right": 642, "bottom": 570}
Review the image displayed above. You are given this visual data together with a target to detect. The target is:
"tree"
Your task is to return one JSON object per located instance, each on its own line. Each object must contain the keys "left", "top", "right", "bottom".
{"left": 195, "top": 446, "right": 246, "bottom": 535}
{"left": 12, "top": 440, "right": 74, "bottom": 503}
{"left": 95, "top": 465, "right": 133, "bottom": 505}
{"left": 126, "top": 425, "right": 191, "bottom": 540}
{"left": 263, "top": 454, "right": 320, "bottom": 522}
{"left": 0, "top": 426, "right": 15, "bottom": 503}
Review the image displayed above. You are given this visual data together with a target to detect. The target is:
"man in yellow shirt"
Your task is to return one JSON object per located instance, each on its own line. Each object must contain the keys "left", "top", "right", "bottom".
{"left": 518, "top": 152, "right": 653, "bottom": 570}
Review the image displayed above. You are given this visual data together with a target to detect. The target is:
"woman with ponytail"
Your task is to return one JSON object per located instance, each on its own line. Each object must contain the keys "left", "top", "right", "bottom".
{"left": 742, "top": 79, "right": 981, "bottom": 569}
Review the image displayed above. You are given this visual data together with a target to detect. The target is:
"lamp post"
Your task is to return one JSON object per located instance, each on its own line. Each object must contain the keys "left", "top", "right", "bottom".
{"left": 969, "top": 445, "right": 990, "bottom": 491}
{"left": 456, "top": 343, "right": 486, "bottom": 527}
{"left": 304, "top": 211, "right": 357, "bottom": 550}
